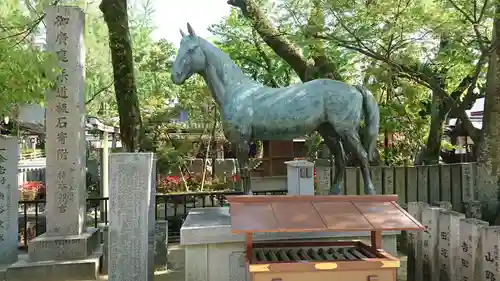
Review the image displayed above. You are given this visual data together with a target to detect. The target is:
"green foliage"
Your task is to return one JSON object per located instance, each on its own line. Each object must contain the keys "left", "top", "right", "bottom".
{"left": 211, "top": 0, "right": 492, "bottom": 164}
{"left": 4, "top": 0, "right": 493, "bottom": 167}
{"left": 0, "top": 0, "right": 59, "bottom": 115}
{"left": 209, "top": 9, "right": 297, "bottom": 87}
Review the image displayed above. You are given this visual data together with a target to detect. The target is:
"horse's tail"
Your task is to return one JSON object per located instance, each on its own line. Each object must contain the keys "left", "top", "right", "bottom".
{"left": 355, "top": 85, "right": 380, "bottom": 162}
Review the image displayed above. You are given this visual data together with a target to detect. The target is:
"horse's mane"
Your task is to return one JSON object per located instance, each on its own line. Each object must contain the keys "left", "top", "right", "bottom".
{"left": 197, "top": 36, "right": 253, "bottom": 84}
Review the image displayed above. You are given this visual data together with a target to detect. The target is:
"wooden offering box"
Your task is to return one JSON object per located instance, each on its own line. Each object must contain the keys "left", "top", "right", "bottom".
{"left": 226, "top": 195, "right": 424, "bottom": 281}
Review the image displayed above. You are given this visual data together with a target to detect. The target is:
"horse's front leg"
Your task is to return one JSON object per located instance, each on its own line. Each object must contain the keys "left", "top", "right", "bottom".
{"left": 231, "top": 140, "right": 251, "bottom": 194}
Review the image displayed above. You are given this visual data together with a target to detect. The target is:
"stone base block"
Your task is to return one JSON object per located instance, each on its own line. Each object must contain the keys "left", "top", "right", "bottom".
{"left": 98, "top": 220, "right": 168, "bottom": 274}
{"left": 0, "top": 264, "right": 8, "bottom": 281}
{"left": 28, "top": 227, "right": 100, "bottom": 262}
{"left": 6, "top": 245, "right": 103, "bottom": 281}
{"left": 167, "top": 244, "right": 185, "bottom": 270}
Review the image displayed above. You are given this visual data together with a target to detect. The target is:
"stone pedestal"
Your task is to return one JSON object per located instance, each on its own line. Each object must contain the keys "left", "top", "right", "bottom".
{"left": 6, "top": 6, "right": 102, "bottom": 281}
{"left": 0, "top": 136, "right": 20, "bottom": 266}
{"left": 99, "top": 220, "right": 168, "bottom": 275}
{"left": 108, "top": 153, "right": 156, "bottom": 281}
{"left": 285, "top": 160, "right": 314, "bottom": 195}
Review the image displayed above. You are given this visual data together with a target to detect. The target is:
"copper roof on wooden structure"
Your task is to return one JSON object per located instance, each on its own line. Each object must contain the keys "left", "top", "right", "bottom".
{"left": 226, "top": 195, "right": 424, "bottom": 234}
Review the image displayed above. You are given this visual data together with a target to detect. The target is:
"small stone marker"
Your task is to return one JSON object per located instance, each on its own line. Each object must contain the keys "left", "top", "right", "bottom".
{"left": 0, "top": 136, "right": 19, "bottom": 265}
{"left": 481, "top": 226, "right": 500, "bottom": 281}
{"left": 109, "top": 153, "right": 156, "bottom": 281}
{"left": 438, "top": 210, "right": 465, "bottom": 281}
{"left": 458, "top": 218, "right": 489, "bottom": 281}
{"left": 464, "top": 200, "right": 482, "bottom": 219}
{"left": 434, "top": 201, "right": 452, "bottom": 210}
{"left": 407, "top": 202, "right": 427, "bottom": 281}
{"left": 422, "top": 205, "right": 443, "bottom": 281}
{"left": 285, "top": 160, "right": 314, "bottom": 195}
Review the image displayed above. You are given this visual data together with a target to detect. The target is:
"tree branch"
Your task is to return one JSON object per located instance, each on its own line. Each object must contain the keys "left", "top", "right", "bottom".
{"left": 227, "top": 0, "right": 314, "bottom": 81}
{"left": 447, "top": 0, "right": 490, "bottom": 51}
{"left": 0, "top": 0, "right": 61, "bottom": 46}
{"left": 312, "top": 31, "right": 482, "bottom": 142}
{"left": 85, "top": 81, "right": 114, "bottom": 105}
{"left": 250, "top": 29, "right": 280, "bottom": 87}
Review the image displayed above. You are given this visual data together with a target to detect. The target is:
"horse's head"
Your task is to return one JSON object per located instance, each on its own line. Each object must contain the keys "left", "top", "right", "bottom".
{"left": 171, "top": 23, "right": 207, "bottom": 85}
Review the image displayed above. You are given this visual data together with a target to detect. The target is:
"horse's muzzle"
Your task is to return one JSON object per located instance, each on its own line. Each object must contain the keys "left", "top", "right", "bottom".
{"left": 171, "top": 72, "right": 184, "bottom": 85}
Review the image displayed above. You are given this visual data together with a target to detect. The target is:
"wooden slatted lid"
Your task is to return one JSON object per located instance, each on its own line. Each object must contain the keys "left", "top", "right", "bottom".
{"left": 226, "top": 195, "right": 424, "bottom": 234}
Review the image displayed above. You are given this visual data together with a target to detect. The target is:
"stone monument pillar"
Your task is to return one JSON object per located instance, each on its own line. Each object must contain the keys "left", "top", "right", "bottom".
{"left": 6, "top": 6, "right": 102, "bottom": 281}
{"left": 108, "top": 153, "right": 156, "bottom": 281}
{"left": 0, "top": 136, "right": 20, "bottom": 266}
{"left": 285, "top": 160, "right": 315, "bottom": 195}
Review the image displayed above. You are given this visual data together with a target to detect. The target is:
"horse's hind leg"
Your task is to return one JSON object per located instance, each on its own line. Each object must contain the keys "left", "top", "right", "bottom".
{"left": 318, "top": 124, "right": 345, "bottom": 195}
{"left": 341, "top": 130, "right": 376, "bottom": 195}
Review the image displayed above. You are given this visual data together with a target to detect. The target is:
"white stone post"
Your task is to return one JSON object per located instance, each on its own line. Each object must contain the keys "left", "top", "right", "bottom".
{"left": 437, "top": 210, "right": 465, "bottom": 281}
{"left": 0, "top": 136, "right": 19, "bottom": 265}
{"left": 481, "top": 226, "right": 500, "bottom": 281}
{"left": 407, "top": 202, "right": 427, "bottom": 281}
{"left": 108, "top": 153, "right": 156, "bottom": 281}
{"left": 457, "top": 218, "right": 489, "bottom": 281}
{"left": 421, "top": 206, "right": 443, "bottom": 281}
{"left": 285, "top": 160, "right": 314, "bottom": 195}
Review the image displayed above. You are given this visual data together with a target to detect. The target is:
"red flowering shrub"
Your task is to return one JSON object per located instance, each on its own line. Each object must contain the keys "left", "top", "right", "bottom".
{"left": 231, "top": 174, "right": 240, "bottom": 182}
{"left": 156, "top": 175, "right": 193, "bottom": 193}
{"left": 19, "top": 181, "right": 45, "bottom": 192}
{"left": 19, "top": 181, "right": 45, "bottom": 200}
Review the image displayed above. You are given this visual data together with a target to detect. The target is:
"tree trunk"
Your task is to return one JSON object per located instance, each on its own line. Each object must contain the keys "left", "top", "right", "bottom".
{"left": 422, "top": 92, "right": 447, "bottom": 164}
{"left": 477, "top": 3, "right": 500, "bottom": 224}
{"left": 100, "top": 0, "right": 142, "bottom": 152}
{"left": 420, "top": 35, "right": 449, "bottom": 164}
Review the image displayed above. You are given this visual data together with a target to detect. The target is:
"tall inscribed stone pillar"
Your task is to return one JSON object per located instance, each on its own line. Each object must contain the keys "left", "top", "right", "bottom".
{"left": 6, "top": 6, "right": 102, "bottom": 281}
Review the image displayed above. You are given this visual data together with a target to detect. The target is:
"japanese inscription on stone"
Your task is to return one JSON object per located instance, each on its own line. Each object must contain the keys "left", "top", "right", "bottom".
{"left": 458, "top": 219, "right": 489, "bottom": 281}
{"left": 109, "top": 153, "right": 155, "bottom": 281}
{"left": 0, "top": 136, "right": 19, "bottom": 264}
{"left": 482, "top": 227, "right": 500, "bottom": 281}
{"left": 438, "top": 211, "right": 465, "bottom": 281}
{"left": 422, "top": 207, "right": 441, "bottom": 281}
{"left": 52, "top": 11, "right": 71, "bottom": 214}
{"left": 0, "top": 147, "right": 7, "bottom": 244}
{"left": 45, "top": 6, "right": 86, "bottom": 235}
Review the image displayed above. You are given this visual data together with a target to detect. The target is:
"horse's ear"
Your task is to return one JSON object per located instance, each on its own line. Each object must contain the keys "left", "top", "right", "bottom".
{"left": 180, "top": 28, "right": 186, "bottom": 37}
{"left": 187, "top": 22, "right": 196, "bottom": 36}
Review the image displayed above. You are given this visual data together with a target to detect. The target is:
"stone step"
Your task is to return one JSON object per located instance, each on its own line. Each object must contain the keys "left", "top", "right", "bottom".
{"left": 6, "top": 245, "right": 103, "bottom": 281}
{"left": 28, "top": 227, "right": 100, "bottom": 262}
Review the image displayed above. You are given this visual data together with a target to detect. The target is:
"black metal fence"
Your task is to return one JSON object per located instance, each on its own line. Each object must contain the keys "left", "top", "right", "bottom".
{"left": 18, "top": 190, "right": 287, "bottom": 248}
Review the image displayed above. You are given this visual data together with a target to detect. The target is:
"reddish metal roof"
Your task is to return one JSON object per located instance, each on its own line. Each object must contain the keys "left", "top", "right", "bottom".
{"left": 226, "top": 195, "right": 424, "bottom": 234}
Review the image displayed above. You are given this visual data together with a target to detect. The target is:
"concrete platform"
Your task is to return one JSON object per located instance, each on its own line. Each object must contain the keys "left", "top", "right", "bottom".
{"left": 5, "top": 245, "right": 103, "bottom": 281}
